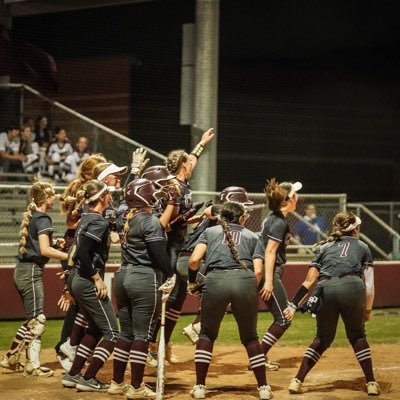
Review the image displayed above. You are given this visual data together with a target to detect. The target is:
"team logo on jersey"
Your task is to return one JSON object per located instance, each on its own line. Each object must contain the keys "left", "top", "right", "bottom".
{"left": 222, "top": 231, "right": 242, "bottom": 246}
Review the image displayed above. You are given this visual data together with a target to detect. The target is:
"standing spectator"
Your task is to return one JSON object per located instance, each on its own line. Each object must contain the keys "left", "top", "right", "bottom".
{"left": 259, "top": 179, "right": 302, "bottom": 370}
{"left": 293, "top": 204, "right": 326, "bottom": 245}
{"left": 0, "top": 123, "right": 25, "bottom": 177}
{"left": 20, "top": 125, "right": 40, "bottom": 176}
{"left": 188, "top": 201, "right": 272, "bottom": 400}
{"left": 63, "top": 136, "right": 91, "bottom": 182}
{"left": 0, "top": 181, "right": 67, "bottom": 376}
{"left": 35, "top": 115, "right": 52, "bottom": 148}
{"left": 284, "top": 211, "right": 381, "bottom": 396}
{"left": 45, "top": 126, "right": 73, "bottom": 181}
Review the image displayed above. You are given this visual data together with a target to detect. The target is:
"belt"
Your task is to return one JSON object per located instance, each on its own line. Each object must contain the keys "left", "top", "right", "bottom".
{"left": 319, "top": 272, "right": 361, "bottom": 281}
{"left": 208, "top": 267, "right": 242, "bottom": 272}
{"left": 179, "top": 251, "right": 193, "bottom": 257}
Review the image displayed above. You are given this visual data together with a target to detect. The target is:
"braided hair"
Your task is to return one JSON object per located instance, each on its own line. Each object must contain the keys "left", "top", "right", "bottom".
{"left": 316, "top": 211, "right": 359, "bottom": 247}
{"left": 122, "top": 207, "right": 139, "bottom": 246}
{"left": 19, "top": 182, "right": 55, "bottom": 254}
{"left": 219, "top": 201, "right": 248, "bottom": 270}
{"left": 71, "top": 179, "right": 108, "bottom": 216}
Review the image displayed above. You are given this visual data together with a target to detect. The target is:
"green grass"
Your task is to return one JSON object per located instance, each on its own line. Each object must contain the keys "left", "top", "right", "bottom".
{"left": 1, "top": 309, "right": 399, "bottom": 351}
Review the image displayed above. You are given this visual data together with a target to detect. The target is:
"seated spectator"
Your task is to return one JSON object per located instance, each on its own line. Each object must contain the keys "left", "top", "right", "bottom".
{"left": 20, "top": 125, "right": 40, "bottom": 175}
{"left": 63, "top": 136, "right": 91, "bottom": 182}
{"left": 293, "top": 203, "right": 326, "bottom": 245}
{"left": 23, "top": 116, "right": 36, "bottom": 134}
{"left": 35, "top": 115, "right": 52, "bottom": 148}
{"left": 0, "top": 123, "right": 26, "bottom": 177}
{"left": 45, "top": 126, "right": 73, "bottom": 182}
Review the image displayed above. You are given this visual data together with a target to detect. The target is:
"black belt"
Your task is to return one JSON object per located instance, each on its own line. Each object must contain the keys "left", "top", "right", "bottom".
{"left": 207, "top": 267, "right": 247, "bottom": 272}
{"left": 319, "top": 272, "right": 361, "bottom": 281}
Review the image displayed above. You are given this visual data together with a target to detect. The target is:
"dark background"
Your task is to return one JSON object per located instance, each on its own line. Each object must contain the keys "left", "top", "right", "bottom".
{"left": 7, "top": 0, "right": 400, "bottom": 201}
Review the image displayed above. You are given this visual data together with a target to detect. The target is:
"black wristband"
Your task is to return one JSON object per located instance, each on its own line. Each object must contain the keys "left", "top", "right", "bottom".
{"left": 291, "top": 284, "right": 309, "bottom": 307}
{"left": 188, "top": 268, "right": 198, "bottom": 284}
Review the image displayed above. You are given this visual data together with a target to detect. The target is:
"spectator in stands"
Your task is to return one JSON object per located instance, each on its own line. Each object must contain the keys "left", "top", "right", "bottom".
{"left": 63, "top": 136, "right": 91, "bottom": 182}
{"left": 45, "top": 127, "right": 73, "bottom": 182}
{"left": 35, "top": 115, "right": 52, "bottom": 148}
{"left": 0, "top": 123, "right": 26, "bottom": 177}
{"left": 23, "top": 117, "right": 36, "bottom": 134}
{"left": 293, "top": 203, "right": 326, "bottom": 245}
{"left": 20, "top": 125, "right": 40, "bottom": 176}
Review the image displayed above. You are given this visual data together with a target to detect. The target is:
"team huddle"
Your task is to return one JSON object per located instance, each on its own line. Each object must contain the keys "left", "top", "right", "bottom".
{"left": 0, "top": 127, "right": 381, "bottom": 398}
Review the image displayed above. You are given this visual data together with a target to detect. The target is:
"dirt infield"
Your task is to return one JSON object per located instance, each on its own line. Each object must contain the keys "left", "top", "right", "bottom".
{"left": 0, "top": 344, "right": 399, "bottom": 400}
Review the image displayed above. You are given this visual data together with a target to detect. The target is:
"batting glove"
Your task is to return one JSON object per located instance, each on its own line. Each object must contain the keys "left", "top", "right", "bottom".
{"left": 131, "top": 147, "right": 150, "bottom": 176}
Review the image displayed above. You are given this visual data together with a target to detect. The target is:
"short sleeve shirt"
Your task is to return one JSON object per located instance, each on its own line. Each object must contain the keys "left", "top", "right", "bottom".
{"left": 0, "top": 132, "right": 20, "bottom": 154}
{"left": 124, "top": 211, "right": 167, "bottom": 268}
{"left": 17, "top": 211, "right": 53, "bottom": 266}
{"left": 310, "top": 236, "right": 373, "bottom": 278}
{"left": 260, "top": 211, "right": 290, "bottom": 266}
{"left": 198, "top": 223, "right": 264, "bottom": 271}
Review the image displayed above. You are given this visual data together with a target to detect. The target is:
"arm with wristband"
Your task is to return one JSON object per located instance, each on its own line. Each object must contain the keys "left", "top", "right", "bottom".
{"left": 185, "top": 128, "right": 215, "bottom": 176}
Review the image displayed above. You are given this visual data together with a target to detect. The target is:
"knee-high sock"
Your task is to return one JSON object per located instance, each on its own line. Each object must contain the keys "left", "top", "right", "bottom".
{"left": 113, "top": 339, "right": 132, "bottom": 383}
{"left": 130, "top": 340, "right": 149, "bottom": 389}
{"left": 261, "top": 322, "right": 287, "bottom": 355}
{"left": 69, "top": 334, "right": 98, "bottom": 376}
{"left": 246, "top": 340, "right": 267, "bottom": 387}
{"left": 69, "top": 312, "right": 88, "bottom": 347}
{"left": 352, "top": 338, "right": 375, "bottom": 382}
{"left": 296, "top": 338, "right": 328, "bottom": 382}
{"left": 195, "top": 339, "right": 214, "bottom": 386}
{"left": 6, "top": 322, "right": 28, "bottom": 356}
{"left": 84, "top": 339, "right": 115, "bottom": 380}
{"left": 164, "top": 307, "right": 182, "bottom": 344}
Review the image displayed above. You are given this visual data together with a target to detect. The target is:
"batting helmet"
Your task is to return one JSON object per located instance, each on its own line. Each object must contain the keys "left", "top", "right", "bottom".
{"left": 219, "top": 186, "right": 253, "bottom": 205}
{"left": 141, "top": 165, "right": 175, "bottom": 188}
{"left": 124, "top": 178, "right": 164, "bottom": 208}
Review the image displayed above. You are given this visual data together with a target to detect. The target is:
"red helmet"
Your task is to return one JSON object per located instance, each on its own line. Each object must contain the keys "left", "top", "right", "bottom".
{"left": 219, "top": 186, "right": 253, "bottom": 205}
{"left": 124, "top": 178, "right": 164, "bottom": 208}
{"left": 141, "top": 165, "right": 175, "bottom": 188}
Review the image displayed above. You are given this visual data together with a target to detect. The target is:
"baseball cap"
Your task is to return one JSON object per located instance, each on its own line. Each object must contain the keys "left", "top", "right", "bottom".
{"left": 288, "top": 181, "right": 302, "bottom": 198}
{"left": 97, "top": 163, "right": 127, "bottom": 181}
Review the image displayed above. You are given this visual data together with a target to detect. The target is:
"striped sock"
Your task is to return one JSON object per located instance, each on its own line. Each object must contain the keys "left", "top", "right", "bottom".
{"left": 352, "top": 338, "right": 374, "bottom": 382}
{"left": 296, "top": 339, "right": 327, "bottom": 382}
{"left": 7, "top": 322, "right": 28, "bottom": 356}
{"left": 69, "top": 334, "right": 98, "bottom": 376}
{"left": 195, "top": 339, "right": 213, "bottom": 386}
{"left": 246, "top": 340, "right": 267, "bottom": 387}
{"left": 130, "top": 340, "right": 149, "bottom": 389}
{"left": 84, "top": 339, "right": 115, "bottom": 379}
{"left": 164, "top": 307, "right": 182, "bottom": 344}
{"left": 113, "top": 339, "right": 132, "bottom": 384}
{"left": 69, "top": 313, "right": 88, "bottom": 347}
{"left": 261, "top": 323, "right": 286, "bottom": 354}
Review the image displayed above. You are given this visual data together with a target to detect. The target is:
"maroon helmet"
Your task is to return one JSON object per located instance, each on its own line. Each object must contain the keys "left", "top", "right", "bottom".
{"left": 141, "top": 165, "right": 175, "bottom": 188}
{"left": 124, "top": 178, "right": 164, "bottom": 208}
{"left": 219, "top": 186, "right": 253, "bottom": 205}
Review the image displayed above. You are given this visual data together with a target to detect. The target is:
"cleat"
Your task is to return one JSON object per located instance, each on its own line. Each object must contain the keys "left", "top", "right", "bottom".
{"left": 108, "top": 380, "right": 129, "bottom": 395}
{"left": 190, "top": 384, "right": 206, "bottom": 399}
{"left": 146, "top": 350, "right": 158, "bottom": 368}
{"left": 258, "top": 384, "right": 274, "bottom": 400}
{"left": 366, "top": 381, "right": 381, "bottom": 396}
{"left": 76, "top": 377, "right": 109, "bottom": 392}
{"left": 62, "top": 372, "right": 82, "bottom": 388}
{"left": 126, "top": 383, "right": 156, "bottom": 399}
{"left": 56, "top": 353, "right": 72, "bottom": 372}
{"left": 23, "top": 366, "right": 54, "bottom": 377}
{"left": 60, "top": 338, "right": 77, "bottom": 362}
{"left": 288, "top": 377, "right": 303, "bottom": 394}
{"left": 166, "top": 342, "right": 178, "bottom": 364}
{"left": 183, "top": 323, "right": 200, "bottom": 344}
{"left": 265, "top": 357, "right": 280, "bottom": 371}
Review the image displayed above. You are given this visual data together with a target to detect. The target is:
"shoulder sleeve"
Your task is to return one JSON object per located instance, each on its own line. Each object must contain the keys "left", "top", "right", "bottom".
{"left": 197, "top": 229, "right": 209, "bottom": 245}
{"left": 266, "top": 217, "right": 287, "bottom": 243}
{"left": 253, "top": 237, "right": 265, "bottom": 260}
{"left": 309, "top": 245, "right": 323, "bottom": 270}
{"left": 142, "top": 215, "right": 166, "bottom": 244}
{"left": 361, "top": 241, "right": 374, "bottom": 268}
{"left": 84, "top": 217, "right": 109, "bottom": 242}
{"left": 37, "top": 214, "right": 53, "bottom": 235}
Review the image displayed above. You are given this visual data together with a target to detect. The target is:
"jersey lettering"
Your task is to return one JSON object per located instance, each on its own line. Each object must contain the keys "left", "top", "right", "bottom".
{"left": 222, "top": 231, "right": 241, "bottom": 246}
{"left": 338, "top": 242, "right": 350, "bottom": 257}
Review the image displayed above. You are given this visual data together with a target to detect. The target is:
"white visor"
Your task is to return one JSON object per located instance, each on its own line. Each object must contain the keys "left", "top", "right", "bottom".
{"left": 288, "top": 181, "right": 302, "bottom": 198}
{"left": 97, "top": 164, "right": 127, "bottom": 181}
{"left": 343, "top": 216, "right": 362, "bottom": 232}
{"left": 85, "top": 185, "right": 109, "bottom": 204}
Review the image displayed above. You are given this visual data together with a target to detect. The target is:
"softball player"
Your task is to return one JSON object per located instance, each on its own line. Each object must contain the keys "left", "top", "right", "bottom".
{"left": 148, "top": 128, "right": 215, "bottom": 364}
{"left": 284, "top": 211, "right": 381, "bottom": 396}
{"left": 0, "top": 182, "right": 67, "bottom": 377}
{"left": 61, "top": 180, "right": 119, "bottom": 392}
{"left": 188, "top": 201, "right": 273, "bottom": 400}
{"left": 259, "top": 178, "right": 302, "bottom": 370}
{"left": 117, "top": 178, "right": 175, "bottom": 399}
{"left": 56, "top": 154, "right": 106, "bottom": 371}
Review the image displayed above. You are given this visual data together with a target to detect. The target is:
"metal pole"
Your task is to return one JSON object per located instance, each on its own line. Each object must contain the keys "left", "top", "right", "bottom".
{"left": 190, "top": 0, "right": 219, "bottom": 192}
